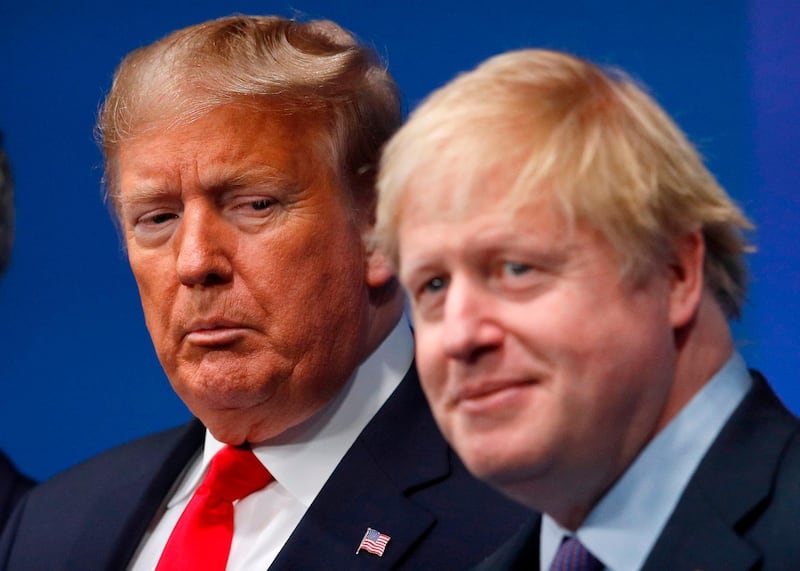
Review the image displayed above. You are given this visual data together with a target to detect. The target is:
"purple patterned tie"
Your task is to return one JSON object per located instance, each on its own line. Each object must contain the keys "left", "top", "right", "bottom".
{"left": 549, "top": 536, "right": 604, "bottom": 571}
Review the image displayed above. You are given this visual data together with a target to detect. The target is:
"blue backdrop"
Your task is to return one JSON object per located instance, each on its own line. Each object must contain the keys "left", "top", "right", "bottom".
{"left": 1, "top": 1, "right": 797, "bottom": 480}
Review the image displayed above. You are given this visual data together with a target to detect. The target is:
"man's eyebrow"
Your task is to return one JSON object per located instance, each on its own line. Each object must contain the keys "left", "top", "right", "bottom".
{"left": 223, "top": 169, "right": 288, "bottom": 186}
{"left": 119, "top": 183, "right": 177, "bottom": 207}
{"left": 205, "top": 166, "right": 302, "bottom": 193}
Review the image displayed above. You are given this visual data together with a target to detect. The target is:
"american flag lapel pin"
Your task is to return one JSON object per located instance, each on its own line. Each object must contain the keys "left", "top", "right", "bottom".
{"left": 356, "top": 527, "right": 391, "bottom": 557}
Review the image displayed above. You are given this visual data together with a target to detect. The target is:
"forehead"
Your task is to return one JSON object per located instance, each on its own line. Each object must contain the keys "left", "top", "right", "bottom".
{"left": 113, "top": 103, "right": 333, "bottom": 200}
{"left": 396, "top": 169, "right": 575, "bottom": 269}
{"left": 393, "top": 162, "right": 628, "bottom": 271}
{"left": 398, "top": 157, "right": 553, "bottom": 228}
{"left": 122, "top": 103, "right": 316, "bottom": 161}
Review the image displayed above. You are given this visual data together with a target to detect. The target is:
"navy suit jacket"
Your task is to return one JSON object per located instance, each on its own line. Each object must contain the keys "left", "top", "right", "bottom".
{"left": 0, "top": 452, "right": 33, "bottom": 537}
{"left": 475, "top": 373, "right": 800, "bottom": 571}
{"left": 0, "top": 367, "right": 528, "bottom": 570}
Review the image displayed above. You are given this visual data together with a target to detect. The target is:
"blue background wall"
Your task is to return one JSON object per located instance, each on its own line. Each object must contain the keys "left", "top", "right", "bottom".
{"left": 0, "top": 1, "right": 797, "bottom": 480}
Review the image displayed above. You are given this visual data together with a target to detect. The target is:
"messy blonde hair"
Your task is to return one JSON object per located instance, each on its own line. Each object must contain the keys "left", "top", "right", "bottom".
{"left": 376, "top": 49, "right": 753, "bottom": 318}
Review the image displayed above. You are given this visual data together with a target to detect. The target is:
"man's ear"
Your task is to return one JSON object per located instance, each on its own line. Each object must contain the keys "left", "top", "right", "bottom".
{"left": 366, "top": 245, "right": 395, "bottom": 288}
{"left": 668, "top": 229, "right": 706, "bottom": 329}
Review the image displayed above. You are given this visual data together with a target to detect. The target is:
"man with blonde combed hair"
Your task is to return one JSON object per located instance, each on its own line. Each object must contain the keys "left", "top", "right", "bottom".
{"left": 99, "top": 16, "right": 400, "bottom": 217}
{"left": 0, "top": 16, "right": 526, "bottom": 571}
{"left": 376, "top": 49, "right": 800, "bottom": 570}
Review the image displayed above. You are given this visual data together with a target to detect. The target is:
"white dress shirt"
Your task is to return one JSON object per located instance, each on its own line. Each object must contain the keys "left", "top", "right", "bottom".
{"left": 539, "top": 352, "right": 752, "bottom": 571}
{"left": 129, "top": 317, "right": 414, "bottom": 570}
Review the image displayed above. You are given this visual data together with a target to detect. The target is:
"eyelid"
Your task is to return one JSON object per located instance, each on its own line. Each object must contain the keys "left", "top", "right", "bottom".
{"left": 424, "top": 276, "right": 448, "bottom": 292}
{"left": 226, "top": 195, "right": 278, "bottom": 217}
{"left": 502, "top": 261, "right": 532, "bottom": 276}
{"left": 143, "top": 211, "right": 179, "bottom": 224}
{"left": 121, "top": 191, "right": 181, "bottom": 220}
{"left": 127, "top": 207, "right": 179, "bottom": 247}
{"left": 410, "top": 273, "right": 449, "bottom": 306}
{"left": 222, "top": 189, "right": 278, "bottom": 208}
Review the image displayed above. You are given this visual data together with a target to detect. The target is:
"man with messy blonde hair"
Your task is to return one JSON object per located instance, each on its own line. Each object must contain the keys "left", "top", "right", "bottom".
{"left": 0, "top": 16, "right": 525, "bottom": 570}
{"left": 377, "top": 49, "right": 751, "bottom": 317}
{"left": 377, "top": 49, "right": 800, "bottom": 570}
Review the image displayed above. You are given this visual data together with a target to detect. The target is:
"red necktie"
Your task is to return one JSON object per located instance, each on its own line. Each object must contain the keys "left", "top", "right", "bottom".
{"left": 156, "top": 445, "right": 273, "bottom": 571}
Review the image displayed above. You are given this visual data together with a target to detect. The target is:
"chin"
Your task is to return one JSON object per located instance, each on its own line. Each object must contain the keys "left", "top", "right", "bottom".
{"left": 204, "top": 423, "right": 250, "bottom": 447}
{"left": 450, "top": 436, "right": 509, "bottom": 481}
{"left": 193, "top": 387, "right": 337, "bottom": 445}
{"left": 456, "top": 434, "right": 541, "bottom": 486}
{"left": 178, "top": 385, "right": 273, "bottom": 439}
{"left": 196, "top": 405, "right": 280, "bottom": 445}
{"left": 176, "top": 367, "right": 276, "bottom": 406}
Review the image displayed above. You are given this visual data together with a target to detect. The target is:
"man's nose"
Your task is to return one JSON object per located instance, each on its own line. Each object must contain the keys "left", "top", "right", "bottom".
{"left": 441, "top": 276, "right": 503, "bottom": 362}
{"left": 174, "top": 206, "right": 234, "bottom": 287}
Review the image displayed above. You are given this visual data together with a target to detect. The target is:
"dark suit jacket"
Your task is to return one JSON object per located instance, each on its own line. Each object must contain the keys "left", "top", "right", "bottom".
{"left": 0, "top": 452, "right": 34, "bottom": 537}
{"left": 474, "top": 372, "right": 800, "bottom": 571}
{"left": 0, "top": 367, "right": 528, "bottom": 570}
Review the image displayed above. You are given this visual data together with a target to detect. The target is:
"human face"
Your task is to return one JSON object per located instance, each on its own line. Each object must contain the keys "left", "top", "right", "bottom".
{"left": 397, "top": 178, "right": 684, "bottom": 526}
{"left": 117, "top": 104, "right": 374, "bottom": 444}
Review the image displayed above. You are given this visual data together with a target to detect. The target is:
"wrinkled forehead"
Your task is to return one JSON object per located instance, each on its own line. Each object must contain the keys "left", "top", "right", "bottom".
{"left": 105, "top": 97, "right": 334, "bottom": 203}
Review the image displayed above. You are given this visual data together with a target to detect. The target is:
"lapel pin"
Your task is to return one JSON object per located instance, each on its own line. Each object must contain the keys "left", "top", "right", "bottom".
{"left": 356, "top": 527, "right": 391, "bottom": 557}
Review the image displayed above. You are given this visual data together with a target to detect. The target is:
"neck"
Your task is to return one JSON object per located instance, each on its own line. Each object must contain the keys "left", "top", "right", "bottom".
{"left": 363, "top": 277, "right": 405, "bottom": 359}
{"left": 652, "top": 292, "right": 734, "bottom": 435}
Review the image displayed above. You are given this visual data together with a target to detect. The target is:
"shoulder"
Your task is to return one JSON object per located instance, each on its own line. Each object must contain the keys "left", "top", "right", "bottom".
{"left": 0, "top": 451, "right": 34, "bottom": 495}
{"left": 0, "top": 451, "right": 34, "bottom": 533}
{"left": 35, "top": 420, "right": 202, "bottom": 496}
{"left": 756, "top": 426, "right": 800, "bottom": 520}
{"left": 4, "top": 421, "right": 202, "bottom": 533}
{"left": 667, "top": 372, "right": 800, "bottom": 568}
{"left": 739, "top": 424, "right": 800, "bottom": 568}
{"left": 0, "top": 420, "right": 204, "bottom": 571}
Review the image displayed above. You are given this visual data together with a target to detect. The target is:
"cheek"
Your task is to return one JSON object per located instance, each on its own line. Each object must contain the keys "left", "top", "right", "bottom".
{"left": 514, "top": 286, "right": 633, "bottom": 357}
{"left": 128, "top": 253, "right": 177, "bottom": 342}
{"left": 275, "top": 220, "right": 363, "bottom": 286}
{"left": 549, "top": 310, "right": 674, "bottom": 419}
{"left": 128, "top": 244, "right": 170, "bottom": 292}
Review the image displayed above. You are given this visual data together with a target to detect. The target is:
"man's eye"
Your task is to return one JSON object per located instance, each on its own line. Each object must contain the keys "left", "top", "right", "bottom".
{"left": 504, "top": 262, "right": 531, "bottom": 276}
{"left": 230, "top": 197, "right": 276, "bottom": 216}
{"left": 251, "top": 198, "right": 274, "bottom": 211}
{"left": 149, "top": 212, "right": 178, "bottom": 225}
{"left": 423, "top": 276, "right": 448, "bottom": 293}
{"left": 130, "top": 209, "right": 179, "bottom": 247}
{"left": 136, "top": 211, "right": 178, "bottom": 226}
{"left": 410, "top": 275, "right": 449, "bottom": 317}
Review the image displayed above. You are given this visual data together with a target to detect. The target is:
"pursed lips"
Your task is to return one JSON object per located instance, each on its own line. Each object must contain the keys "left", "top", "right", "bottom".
{"left": 183, "top": 318, "right": 252, "bottom": 346}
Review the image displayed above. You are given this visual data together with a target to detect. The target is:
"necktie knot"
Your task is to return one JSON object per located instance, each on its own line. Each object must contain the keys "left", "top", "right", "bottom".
{"left": 203, "top": 445, "right": 273, "bottom": 503}
{"left": 549, "top": 536, "right": 604, "bottom": 571}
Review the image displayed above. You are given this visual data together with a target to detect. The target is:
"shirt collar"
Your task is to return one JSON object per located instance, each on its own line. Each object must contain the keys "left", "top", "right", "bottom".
{"left": 168, "top": 316, "right": 414, "bottom": 509}
{"left": 541, "top": 352, "right": 752, "bottom": 571}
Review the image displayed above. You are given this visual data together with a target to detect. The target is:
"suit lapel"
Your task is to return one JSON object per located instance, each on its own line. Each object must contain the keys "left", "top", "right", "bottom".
{"left": 67, "top": 420, "right": 205, "bottom": 570}
{"left": 270, "top": 366, "right": 450, "bottom": 569}
{"left": 642, "top": 373, "right": 798, "bottom": 571}
{"left": 472, "top": 516, "right": 542, "bottom": 571}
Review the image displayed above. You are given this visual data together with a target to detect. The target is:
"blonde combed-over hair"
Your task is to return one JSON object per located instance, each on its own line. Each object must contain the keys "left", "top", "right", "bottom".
{"left": 376, "top": 49, "right": 753, "bottom": 318}
{"left": 98, "top": 15, "right": 401, "bottom": 213}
